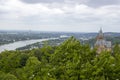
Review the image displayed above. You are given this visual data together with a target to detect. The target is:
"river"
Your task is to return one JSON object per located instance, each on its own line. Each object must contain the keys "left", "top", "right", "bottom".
{"left": 0, "top": 37, "right": 59, "bottom": 53}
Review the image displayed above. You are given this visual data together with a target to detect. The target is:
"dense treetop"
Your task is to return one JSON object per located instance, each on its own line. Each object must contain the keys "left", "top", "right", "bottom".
{"left": 0, "top": 37, "right": 120, "bottom": 80}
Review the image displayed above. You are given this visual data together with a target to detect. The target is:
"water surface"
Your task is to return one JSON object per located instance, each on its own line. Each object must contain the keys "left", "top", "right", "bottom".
{"left": 0, "top": 38, "right": 58, "bottom": 53}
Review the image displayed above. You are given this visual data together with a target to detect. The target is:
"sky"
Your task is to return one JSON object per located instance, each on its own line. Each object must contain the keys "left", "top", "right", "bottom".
{"left": 0, "top": 0, "right": 120, "bottom": 32}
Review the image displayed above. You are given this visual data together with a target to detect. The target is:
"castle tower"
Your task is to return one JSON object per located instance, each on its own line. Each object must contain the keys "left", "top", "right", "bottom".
{"left": 97, "top": 28, "right": 104, "bottom": 39}
{"left": 95, "top": 28, "right": 112, "bottom": 54}
{"left": 95, "top": 28, "right": 106, "bottom": 47}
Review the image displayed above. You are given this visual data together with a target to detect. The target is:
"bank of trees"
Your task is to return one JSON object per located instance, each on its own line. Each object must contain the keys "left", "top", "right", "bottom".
{"left": 0, "top": 37, "right": 120, "bottom": 80}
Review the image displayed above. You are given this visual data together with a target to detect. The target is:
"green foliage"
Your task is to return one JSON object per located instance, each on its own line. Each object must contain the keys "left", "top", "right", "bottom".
{"left": 0, "top": 37, "right": 120, "bottom": 80}
{"left": 0, "top": 71, "right": 18, "bottom": 80}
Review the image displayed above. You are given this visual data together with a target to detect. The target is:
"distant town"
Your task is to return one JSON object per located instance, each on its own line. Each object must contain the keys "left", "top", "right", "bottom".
{"left": 0, "top": 30, "right": 120, "bottom": 52}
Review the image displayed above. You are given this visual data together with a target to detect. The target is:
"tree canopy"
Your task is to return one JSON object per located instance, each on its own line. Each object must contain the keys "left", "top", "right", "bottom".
{"left": 0, "top": 37, "right": 120, "bottom": 80}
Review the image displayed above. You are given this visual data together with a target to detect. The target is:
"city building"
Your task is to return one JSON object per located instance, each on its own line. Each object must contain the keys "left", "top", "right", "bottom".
{"left": 95, "top": 28, "right": 112, "bottom": 54}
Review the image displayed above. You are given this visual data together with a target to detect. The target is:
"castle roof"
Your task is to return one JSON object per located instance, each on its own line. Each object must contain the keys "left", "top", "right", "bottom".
{"left": 97, "top": 28, "right": 104, "bottom": 39}
{"left": 95, "top": 28, "right": 112, "bottom": 48}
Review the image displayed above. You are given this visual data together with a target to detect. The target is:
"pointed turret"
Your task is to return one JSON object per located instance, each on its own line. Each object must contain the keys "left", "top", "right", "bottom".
{"left": 95, "top": 28, "right": 112, "bottom": 54}
{"left": 97, "top": 28, "right": 104, "bottom": 40}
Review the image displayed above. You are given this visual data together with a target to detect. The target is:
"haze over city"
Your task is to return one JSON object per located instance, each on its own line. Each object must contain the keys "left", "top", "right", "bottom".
{"left": 0, "top": 0, "right": 120, "bottom": 32}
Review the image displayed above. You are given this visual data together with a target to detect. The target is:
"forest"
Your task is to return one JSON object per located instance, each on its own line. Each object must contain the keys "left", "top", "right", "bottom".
{"left": 0, "top": 37, "right": 120, "bottom": 80}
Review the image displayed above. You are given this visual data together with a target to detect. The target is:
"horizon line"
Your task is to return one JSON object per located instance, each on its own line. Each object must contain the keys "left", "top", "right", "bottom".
{"left": 0, "top": 29, "right": 120, "bottom": 33}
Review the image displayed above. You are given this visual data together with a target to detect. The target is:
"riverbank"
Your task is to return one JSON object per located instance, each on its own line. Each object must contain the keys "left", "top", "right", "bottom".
{"left": 0, "top": 37, "right": 59, "bottom": 53}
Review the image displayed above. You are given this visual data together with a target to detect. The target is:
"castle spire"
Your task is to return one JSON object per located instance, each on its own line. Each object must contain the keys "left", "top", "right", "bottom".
{"left": 97, "top": 27, "right": 104, "bottom": 39}
{"left": 100, "top": 27, "right": 102, "bottom": 33}
{"left": 95, "top": 28, "right": 112, "bottom": 54}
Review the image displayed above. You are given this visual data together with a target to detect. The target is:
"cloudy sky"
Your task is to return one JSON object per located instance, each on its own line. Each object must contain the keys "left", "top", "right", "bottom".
{"left": 0, "top": 0, "right": 120, "bottom": 32}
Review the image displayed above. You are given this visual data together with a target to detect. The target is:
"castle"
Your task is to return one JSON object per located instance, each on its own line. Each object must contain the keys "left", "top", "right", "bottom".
{"left": 95, "top": 28, "right": 112, "bottom": 54}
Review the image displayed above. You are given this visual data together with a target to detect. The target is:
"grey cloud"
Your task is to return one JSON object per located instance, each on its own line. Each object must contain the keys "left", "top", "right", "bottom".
{"left": 1, "top": 0, "right": 120, "bottom": 32}
{"left": 21, "top": 0, "right": 64, "bottom": 4}
{"left": 86, "top": 0, "right": 120, "bottom": 7}
{"left": 66, "top": 0, "right": 120, "bottom": 7}
{"left": 21, "top": 0, "right": 120, "bottom": 7}
{"left": 0, "top": 11, "right": 6, "bottom": 14}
